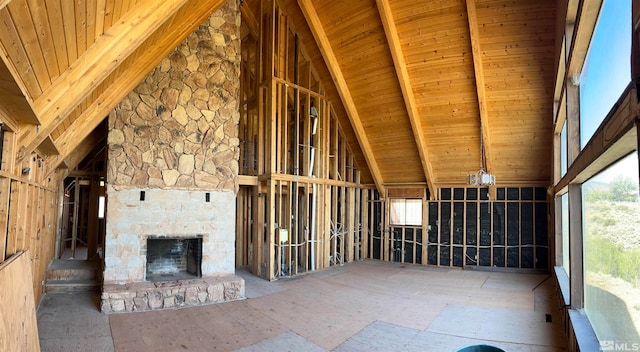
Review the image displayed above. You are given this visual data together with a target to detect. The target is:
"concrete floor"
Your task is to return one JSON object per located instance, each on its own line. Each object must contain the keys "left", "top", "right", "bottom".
{"left": 37, "top": 261, "right": 568, "bottom": 351}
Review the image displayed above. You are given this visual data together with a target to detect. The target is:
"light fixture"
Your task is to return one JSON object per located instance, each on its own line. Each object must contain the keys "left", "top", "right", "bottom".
{"left": 467, "top": 122, "right": 495, "bottom": 186}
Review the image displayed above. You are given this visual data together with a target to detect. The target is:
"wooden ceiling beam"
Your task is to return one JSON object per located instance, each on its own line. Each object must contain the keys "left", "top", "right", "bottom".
{"left": 49, "top": 128, "right": 104, "bottom": 178}
{"left": 466, "top": 0, "right": 493, "bottom": 174}
{"left": 16, "top": 0, "right": 191, "bottom": 163}
{"left": 240, "top": 2, "right": 258, "bottom": 39}
{"left": 49, "top": 0, "right": 228, "bottom": 170}
{"left": 376, "top": 0, "right": 437, "bottom": 199}
{"left": 298, "top": 0, "right": 385, "bottom": 196}
{"left": 0, "top": 0, "right": 10, "bottom": 11}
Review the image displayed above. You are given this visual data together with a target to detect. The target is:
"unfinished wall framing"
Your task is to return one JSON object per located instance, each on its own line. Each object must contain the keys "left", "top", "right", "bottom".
{"left": 366, "top": 186, "right": 550, "bottom": 271}
{"left": 236, "top": 0, "right": 374, "bottom": 280}
{"left": 0, "top": 125, "right": 60, "bottom": 306}
{"left": 236, "top": 1, "right": 552, "bottom": 278}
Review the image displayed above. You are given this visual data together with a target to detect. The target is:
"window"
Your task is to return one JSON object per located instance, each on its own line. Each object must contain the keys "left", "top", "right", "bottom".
{"left": 579, "top": 0, "right": 631, "bottom": 148}
{"left": 98, "top": 196, "right": 106, "bottom": 219}
{"left": 389, "top": 199, "right": 422, "bottom": 226}
{"left": 583, "top": 152, "right": 639, "bottom": 343}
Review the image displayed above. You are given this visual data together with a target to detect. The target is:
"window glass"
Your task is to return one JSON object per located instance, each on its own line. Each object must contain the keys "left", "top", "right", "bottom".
{"left": 583, "top": 152, "right": 639, "bottom": 343}
{"left": 579, "top": 0, "right": 631, "bottom": 149}
{"left": 390, "top": 199, "right": 422, "bottom": 226}
{"left": 98, "top": 196, "right": 106, "bottom": 219}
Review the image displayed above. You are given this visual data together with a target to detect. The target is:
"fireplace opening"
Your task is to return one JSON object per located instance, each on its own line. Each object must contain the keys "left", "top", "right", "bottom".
{"left": 146, "top": 237, "right": 202, "bottom": 281}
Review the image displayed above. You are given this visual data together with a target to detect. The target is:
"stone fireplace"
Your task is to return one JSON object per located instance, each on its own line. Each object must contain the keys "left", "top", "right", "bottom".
{"left": 100, "top": 0, "right": 245, "bottom": 313}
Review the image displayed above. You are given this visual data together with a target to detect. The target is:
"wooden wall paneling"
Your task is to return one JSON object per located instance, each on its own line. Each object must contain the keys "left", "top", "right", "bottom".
{"left": 0, "top": 251, "right": 40, "bottom": 352}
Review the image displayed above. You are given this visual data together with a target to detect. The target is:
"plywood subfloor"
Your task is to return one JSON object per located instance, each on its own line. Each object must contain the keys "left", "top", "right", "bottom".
{"left": 37, "top": 261, "right": 568, "bottom": 351}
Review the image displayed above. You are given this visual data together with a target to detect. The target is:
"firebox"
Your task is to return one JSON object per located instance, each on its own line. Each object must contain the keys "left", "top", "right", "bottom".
{"left": 146, "top": 237, "right": 202, "bottom": 281}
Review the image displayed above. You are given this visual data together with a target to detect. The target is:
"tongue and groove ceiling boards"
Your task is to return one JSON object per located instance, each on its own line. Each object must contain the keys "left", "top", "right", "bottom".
{"left": 289, "top": 0, "right": 557, "bottom": 196}
{"left": 0, "top": 0, "right": 227, "bottom": 173}
{"left": 0, "top": 0, "right": 556, "bottom": 193}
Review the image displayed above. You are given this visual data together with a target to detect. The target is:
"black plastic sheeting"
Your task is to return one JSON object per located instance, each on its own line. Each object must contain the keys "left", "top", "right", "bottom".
{"left": 381, "top": 187, "right": 548, "bottom": 270}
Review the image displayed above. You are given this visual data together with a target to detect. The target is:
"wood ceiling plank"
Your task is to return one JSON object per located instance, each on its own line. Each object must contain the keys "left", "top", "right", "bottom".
{"left": 60, "top": 0, "right": 77, "bottom": 63}
{"left": 25, "top": 0, "right": 60, "bottom": 80}
{"left": 376, "top": 0, "right": 436, "bottom": 198}
{"left": 74, "top": 0, "right": 86, "bottom": 55}
{"left": 465, "top": 0, "right": 493, "bottom": 173}
{"left": 17, "top": 0, "right": 192, "bottom": 163}
{"left": 52, "top": 0, "right": 227, "bottom": 166}
{"left": 95, "top": 0, "right": 106, "bottom": 39}
{"left": 299, "top": 0, "right": 385, "bottom": 196}
{"left": 113, "top": 0, "right": 124, "bottom": 21}
{"left": 0, "top": 9, "right": 41, "bottom": 99}
{"left": 103, "top": 0, "right": 115, "bottom": 30}
{"left": 44, "top": 0, "right": 69, "bottom": 74}
{"left": 7, "top": 0, "right": 51, "bottom": 92}
{"left": 86, "top": 0, "right": 97, "bottom": 47}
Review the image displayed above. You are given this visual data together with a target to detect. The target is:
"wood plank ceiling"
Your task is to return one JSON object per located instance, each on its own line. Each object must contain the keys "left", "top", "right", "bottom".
{"left": 291, "top": 0, "right": 556, "bottom": 193}
{"left": 0, "top": 0, "right": 556, "bottom": 195}
{"left": 0, "top": 0, "right": 227, "bottom": 172}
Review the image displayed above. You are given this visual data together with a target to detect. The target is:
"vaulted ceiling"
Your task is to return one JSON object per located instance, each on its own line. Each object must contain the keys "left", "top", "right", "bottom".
{"left": 0, "top": 0, "right": 556, "bottom": 194}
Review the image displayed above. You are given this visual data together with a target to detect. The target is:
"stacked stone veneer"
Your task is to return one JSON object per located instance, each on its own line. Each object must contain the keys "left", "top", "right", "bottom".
{"left": 102, "top": 275, "right": 244, "bottom": 313}
{"left": 102, "top": 0, "right": 244, "bottom": 313}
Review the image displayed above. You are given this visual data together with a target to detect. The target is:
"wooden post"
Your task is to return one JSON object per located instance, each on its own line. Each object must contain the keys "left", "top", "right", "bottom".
{"left": 0, "top": 178, "right": 10, "bottom": 262}
{"left": 323, "top": 184, "right": 331, "bottom": 268}
{"left": 568, "top": 184, "right": 583, "bottom": 308}
{"left": 361, "top": 188, "right": 369, "bottom": 260}
{"left": 266, "top": 179, "right": 276, "bottom": 280}
{"left": 345, "top": 181, "right": 355, "bottom": 263}
{"left": 251, "top": 185, "right": 263, "bottom": 277}
{"left": 354, "top": 172, "right": 361, "bottom": 261}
